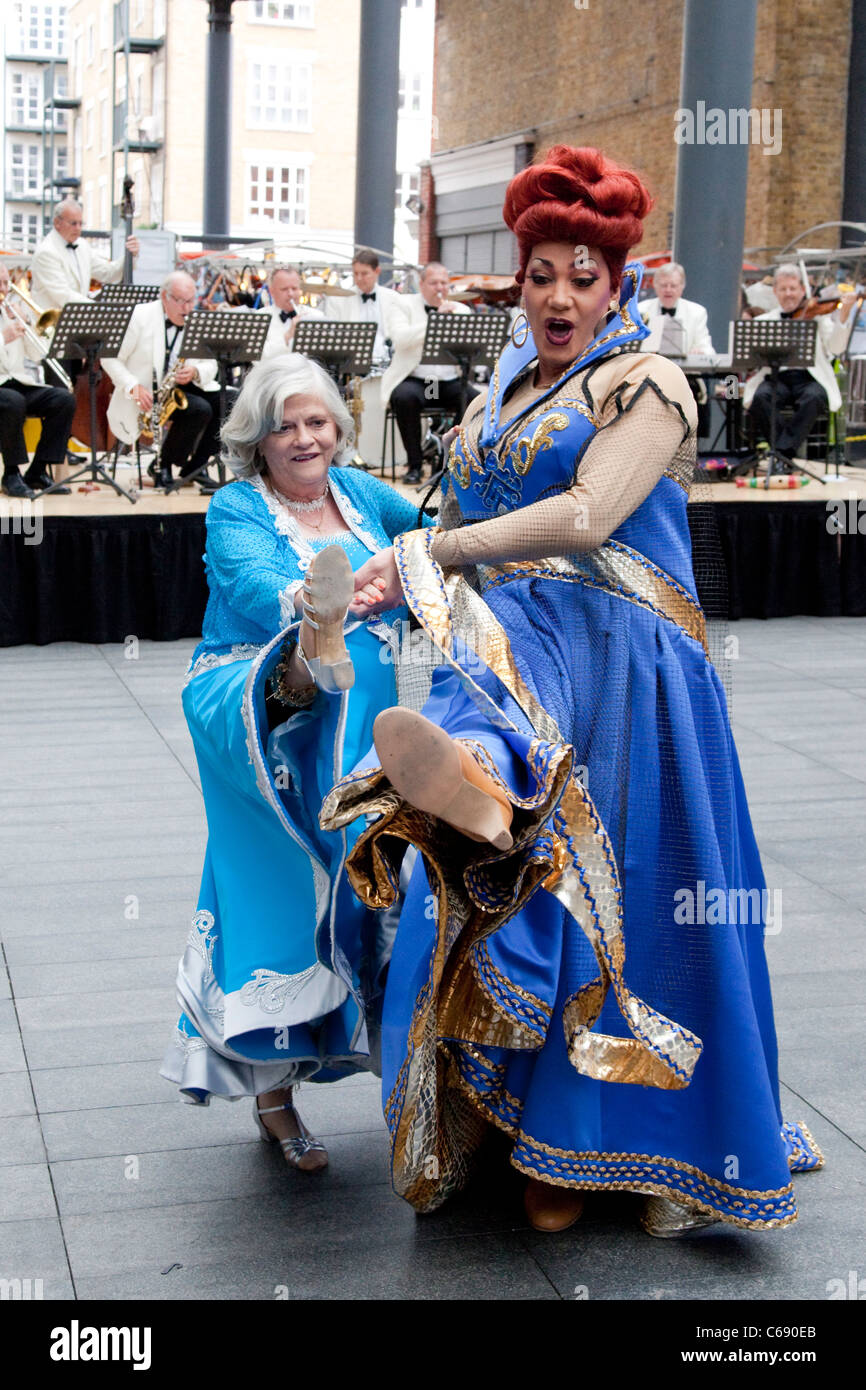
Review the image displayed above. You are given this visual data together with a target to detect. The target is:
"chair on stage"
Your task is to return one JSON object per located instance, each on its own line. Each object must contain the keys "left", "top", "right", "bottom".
{"left": 380, "top": 402, "right": 460, "bottom": 482}
{"left": 747, "top": 401, "right": 842, "bottom": 471}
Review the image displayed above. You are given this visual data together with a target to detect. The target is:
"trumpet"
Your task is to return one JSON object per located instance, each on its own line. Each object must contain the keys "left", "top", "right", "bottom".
{"left": 0, "top": 285, "right": 72, "bottom": 390}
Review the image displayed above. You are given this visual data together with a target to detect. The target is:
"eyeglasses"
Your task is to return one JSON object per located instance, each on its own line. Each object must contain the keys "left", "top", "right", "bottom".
{"left": 168, "top": 294, "right": 196, "bottom": 308}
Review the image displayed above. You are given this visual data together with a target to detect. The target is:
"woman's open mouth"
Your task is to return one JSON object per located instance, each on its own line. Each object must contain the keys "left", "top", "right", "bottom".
{"left": 292, "top": 451, "right": 318, "bottom": 463}
{"left": 544, "top": 318, "right": 575, "bottom": 346}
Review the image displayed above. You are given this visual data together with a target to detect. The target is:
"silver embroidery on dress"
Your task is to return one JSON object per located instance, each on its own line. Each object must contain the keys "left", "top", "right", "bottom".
{"left": 239, "top": 964, "right": 321, "bottom": 1012}
{"left": 187, "top": 909, "right": 218, "bottom": 984}
{"left": 184, "top": 644, "right": 263, "bottom": 688}
{"left": 175, "top": 1025, "right": 208, "bottom": 1055}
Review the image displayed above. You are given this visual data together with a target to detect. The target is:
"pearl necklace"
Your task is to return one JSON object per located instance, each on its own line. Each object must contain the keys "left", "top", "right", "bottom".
{"left": 269, "top": 479, "right": 330, "bottom": 530}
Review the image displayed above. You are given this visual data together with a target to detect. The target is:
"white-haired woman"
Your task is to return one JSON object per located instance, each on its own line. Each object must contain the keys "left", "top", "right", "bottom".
{"left": 161, "top": 353, "right": 432, "bottom": 1171}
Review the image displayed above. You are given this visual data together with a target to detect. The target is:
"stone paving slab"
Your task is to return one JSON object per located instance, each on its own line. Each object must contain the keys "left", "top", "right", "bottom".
{"left": 0, "top": 622, "right": 864, "bottom": 1302}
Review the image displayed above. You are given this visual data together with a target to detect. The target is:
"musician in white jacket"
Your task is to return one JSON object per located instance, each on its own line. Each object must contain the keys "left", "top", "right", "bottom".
{"left": 639, "top": 262, "right": 716, "bottom": 435}
{"left": 101, "top": 272, "right": 220, "bottom": 490}
{"left": 380, "top": 262, "right": 475, "bottom": 482}
{"left": 30, "top": 199, "right": 140, "bottom": 309}
{"left": 29, "top": 198, "right": 139, "bottom": 387}
{"left": 0, "top": 263, "right": 75, "bottom": 498}
{"left": 743, "top": 264, "right": 854, "bottom": 462}
{"left": 260, "top": 265, "right": 324, "bottom": 358}
{"left": 323, "top": 248, "right": 408, "bottom": 365}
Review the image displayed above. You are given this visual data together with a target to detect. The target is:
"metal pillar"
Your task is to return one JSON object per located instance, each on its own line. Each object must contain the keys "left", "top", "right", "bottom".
{"left": 671, "top": 0, "right": 759, "bottom": 350}
{"left": 842, "top": 0, "right": 866, "bottom": 227}
{"left": 354, "top": 0, "right": 401, "bottom": 279}
{"left": 203, "top": 0, "right": 233, "bottom": 242}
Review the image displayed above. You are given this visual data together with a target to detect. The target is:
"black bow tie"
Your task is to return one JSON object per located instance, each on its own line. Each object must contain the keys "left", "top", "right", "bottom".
{"left": 424, "top": 303, "right": 437, "bottom": 314}
{"left": 66, "top": 242, "right": 79, "bottom": 251}
{"left": 361, "top": 291, "right": 376, "bottom": 303}
{"left": 660, "top": 305, "right": 677, "bottom": 316}
{"left": 279, "top": 309, "right": 297, "bottom": 322}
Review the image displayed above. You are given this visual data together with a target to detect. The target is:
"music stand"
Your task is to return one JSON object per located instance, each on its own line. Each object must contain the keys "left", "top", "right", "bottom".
{"left": 96, "top": 283, "right": 160, "bottom": 306}
{"left": 44, "top": 301, "right": 137, "bottom": 502}
{"left": 732, "top": 318, "right": 824, "bottom": 487}
{"left": 421, "top": 311, "right": 508, "bottom": 418}
{"left": 177, "top": 309, "right": 271, "bottom": 490}
{"left": 294, "top": 320, "right": 377, "bottom": 385}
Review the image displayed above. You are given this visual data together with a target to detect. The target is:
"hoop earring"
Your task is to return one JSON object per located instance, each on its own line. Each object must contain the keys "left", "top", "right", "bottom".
{"left": 510, "top": 311, "right": 529, "bottom": 348}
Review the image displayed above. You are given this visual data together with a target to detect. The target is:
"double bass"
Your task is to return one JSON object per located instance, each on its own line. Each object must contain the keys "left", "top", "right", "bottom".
{"left": 69, "top": 176, "right": 136, "bottom": 452}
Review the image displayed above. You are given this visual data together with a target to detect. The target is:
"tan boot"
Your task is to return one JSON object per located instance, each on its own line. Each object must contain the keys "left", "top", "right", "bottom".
{"left": 524, "top": 1178, "right": 585, "bottom": 1232}
{"left": 373, "top": 707, "right": 513, "bottom": 850}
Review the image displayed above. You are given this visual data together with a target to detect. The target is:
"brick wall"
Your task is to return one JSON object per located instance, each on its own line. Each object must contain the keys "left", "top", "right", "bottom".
{"left": 434, "top": 0, "right": 853, "bottom": 258}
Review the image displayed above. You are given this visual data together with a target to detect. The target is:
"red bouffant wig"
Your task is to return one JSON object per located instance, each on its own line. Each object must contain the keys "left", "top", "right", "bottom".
{"left": 503, "top": 145, "right": 653, "bottom": 289}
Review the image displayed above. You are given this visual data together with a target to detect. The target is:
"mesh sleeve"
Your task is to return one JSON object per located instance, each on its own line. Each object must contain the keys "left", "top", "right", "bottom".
{"left": 432, "top": 362, "right": 696, "bottom": 567}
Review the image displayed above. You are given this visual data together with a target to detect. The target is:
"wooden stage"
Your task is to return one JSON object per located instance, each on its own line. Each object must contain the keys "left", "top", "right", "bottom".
{"left": 3, "top": 463, "right": 866, "bottom": 644}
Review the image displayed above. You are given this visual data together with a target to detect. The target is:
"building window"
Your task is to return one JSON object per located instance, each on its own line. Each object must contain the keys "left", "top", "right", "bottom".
{"left": 99, "top": 1, "right": 109, "bottom": 66}
{"left": 10, "top": 212, "right": 40, "bottom": 250}
{"left": 100, "top": 96, "right": 109, "bottom": 149}
{"left": 99, "top": 177, "right": 108, "bottom": 227}
{"left": 248, "top": 162, "right": 308, "bottom": 227}
{"left": 247, "top": 59, "right": 311, "bottom": 129}
{"left": 86, "top": 18, "right": 94, "bottom": 63}
{"left": 55, "top": 144, "right": 68, "bottom": 180}
{"left": 10, "top": 71, "right": 42, "bottom": 125}
{"left": 395, "top": 170, "right": 420, "bottom": 210}
{"left": 397, "top": 73, "right": 421, "bottom": 114}
{"left": 85, "top": 102, "right": 94, "bottom": 147}
{"left": 250, "top": 1, "right": 314, "bottom": 24}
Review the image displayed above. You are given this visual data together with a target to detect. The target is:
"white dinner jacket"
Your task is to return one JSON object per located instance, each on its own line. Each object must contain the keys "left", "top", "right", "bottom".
{"left": 101, "top": 298, "right": 219, "bottom": 444}
{"left": 0, "top": 321, "right": 45, "bottom": 387}
{"left": 639, "top": 296, "right": 716, "bottom": 357}
{"left": 742, "top": 307, "right": 850, "bottom": 414}
{"left": 379, "top": 295, "right": 471, "bottom": 405}
{"left": 30, "top": 227, "right": 124, "bottom": 311}
{"left": 323, "top": 282, "right": 405, "bottom": 326}
{"left": 259, "top": 302, "right": 324, "bottom": 359}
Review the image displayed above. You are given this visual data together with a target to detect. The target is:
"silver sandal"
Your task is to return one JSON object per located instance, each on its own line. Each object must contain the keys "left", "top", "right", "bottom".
{"left": 254, "top": 1091, "right": 329, "bottom": 1172}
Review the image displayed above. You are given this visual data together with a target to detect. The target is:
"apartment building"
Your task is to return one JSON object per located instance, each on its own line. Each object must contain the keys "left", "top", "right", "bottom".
{"left": 1, "top": 0, "right": 72, "bottom": 251}
{"left": 65, "top": 0, "right": 434, "bottom": 259}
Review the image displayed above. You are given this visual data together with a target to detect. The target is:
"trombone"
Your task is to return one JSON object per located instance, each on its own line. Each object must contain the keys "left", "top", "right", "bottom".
{"left": 0, "top": 283, "right": 73, "bottom": 391}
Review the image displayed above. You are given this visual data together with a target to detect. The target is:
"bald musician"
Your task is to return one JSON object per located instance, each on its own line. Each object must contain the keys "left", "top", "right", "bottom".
{"left": 101, "top": 271, "right": 220, "bottom": 492}
{"left": 30, "top": 198, "right": 140, "bottom": 386}
{"left": 260, "top": 265, "right": 324, "bottom": 357}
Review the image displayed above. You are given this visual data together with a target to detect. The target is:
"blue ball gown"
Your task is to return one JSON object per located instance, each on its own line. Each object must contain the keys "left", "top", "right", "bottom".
{"left": 160, "top": 466, "right": 431, "bottom": 1102}
{"left": 321, "top": 267, "right": 824, "bottom": 1228}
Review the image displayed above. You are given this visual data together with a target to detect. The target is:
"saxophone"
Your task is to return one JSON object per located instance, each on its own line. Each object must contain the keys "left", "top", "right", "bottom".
{"left": 138, "top": 359, "right": 189, "bottom": 442}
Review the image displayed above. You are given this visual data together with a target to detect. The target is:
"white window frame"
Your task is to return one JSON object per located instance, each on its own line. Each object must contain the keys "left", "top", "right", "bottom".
{"left": 246, "top": 52, "right": 312, "bottom": 131}
{"left": 249, "top": 1, "right": 314, "bottom": 27}
{"left": 245, "top": 153, "right": 311, "bottom": 228}
{"left": 85, "top": 100, "right": 95, "bottom": 148}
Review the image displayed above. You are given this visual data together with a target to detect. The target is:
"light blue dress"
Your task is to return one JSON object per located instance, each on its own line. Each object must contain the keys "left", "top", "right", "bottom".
{"left": 160, "top": 467, "right": 431, "bottom": 1102}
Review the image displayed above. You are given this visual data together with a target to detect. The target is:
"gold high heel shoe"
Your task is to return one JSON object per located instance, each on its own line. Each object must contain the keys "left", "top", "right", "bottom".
{"left": 297, "top": 545, "right": 355, "bottom": 694}
{"left": 640, "top": 1194, "right": 719, "bottom": 1237}
{"left": 372, "top": 708, "right": 514, "bottom": 851}
{"left": 254, "top": 1090, "right": 329, "bottom": 1173}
